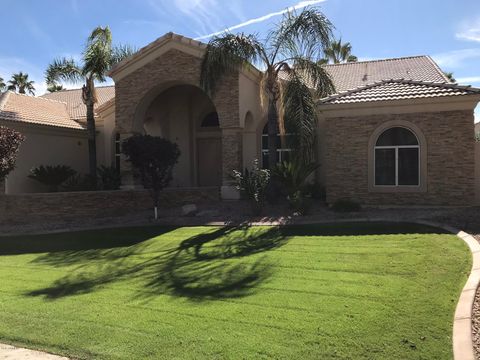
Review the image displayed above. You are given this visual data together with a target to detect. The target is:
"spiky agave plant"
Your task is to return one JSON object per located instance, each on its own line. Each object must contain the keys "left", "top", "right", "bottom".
{"left": 200, "top": 7, "right": 336, "bottom": 168}
{"left": 45, "top": 27, "right": 136, "bottom": 180}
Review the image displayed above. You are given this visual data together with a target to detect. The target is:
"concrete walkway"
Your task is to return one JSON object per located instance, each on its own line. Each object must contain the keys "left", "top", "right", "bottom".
{"left": 0, "top": 344, "right": 68, "bottom": 360}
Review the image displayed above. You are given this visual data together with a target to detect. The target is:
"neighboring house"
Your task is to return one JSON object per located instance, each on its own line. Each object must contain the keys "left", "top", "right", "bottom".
{"left": 1, "top": 32, "right": 479, "bottom": 206}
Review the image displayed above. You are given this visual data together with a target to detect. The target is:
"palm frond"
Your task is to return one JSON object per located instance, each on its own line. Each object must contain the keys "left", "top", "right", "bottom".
{"left": 324, "top": 39, "right": 357, "bottom": 64}
{"left": 83, "top": 26, "right": 113, "bottom": 82}
{"left": 8, "top": 72, "right": 36, "bottom": 95}
{"left": 281, "top": 57, "right": 335, "bottom": 98}
{"left": 200, "top": 33, "right": 264, "bottom": 95}
{"left": 347, "top": 55, "right": 358, "bottom": 62}
{"left": 45, "top": 58, "right": 82, "bottom": 85}
{"left": 270, "top": 7, "right": 334, "bottom": 62}
{"left": 110, "top": 44, "right": 137, "bottom": 67}
{"left": 281, "top": 75, "right": 318, "bottom": 162}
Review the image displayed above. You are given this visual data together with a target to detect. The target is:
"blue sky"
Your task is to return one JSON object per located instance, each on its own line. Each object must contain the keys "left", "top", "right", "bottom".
{"left": 1, "top": 0, "right": 479, "bottom": 119}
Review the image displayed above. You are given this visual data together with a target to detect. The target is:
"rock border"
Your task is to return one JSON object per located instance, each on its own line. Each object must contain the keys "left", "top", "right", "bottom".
{"left": 414, "top": 220, "right": 479, "bottom": 360}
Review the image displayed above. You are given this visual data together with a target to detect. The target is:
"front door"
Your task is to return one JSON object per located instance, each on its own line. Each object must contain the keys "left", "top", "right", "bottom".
{"left": 197, "top": 138, "right": 222, "bottom": 186}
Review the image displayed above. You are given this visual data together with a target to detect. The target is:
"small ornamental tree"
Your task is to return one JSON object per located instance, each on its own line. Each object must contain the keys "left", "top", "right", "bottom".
{"left": 122, "top": 135, "right": 180, "bottom": 219}
{"left": 0, "top": 126, "right": 25, "bottom": 182}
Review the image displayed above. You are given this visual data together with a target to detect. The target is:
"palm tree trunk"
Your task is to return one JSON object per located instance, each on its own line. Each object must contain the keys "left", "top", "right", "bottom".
{"left": 83, "top": 80, "right": 97, "bottom": 182}
{"left": 86, "top": 100, "right": 97, "bottom": 179}
{"left": 267, "top": 98, "right": 279, "bottom": 170}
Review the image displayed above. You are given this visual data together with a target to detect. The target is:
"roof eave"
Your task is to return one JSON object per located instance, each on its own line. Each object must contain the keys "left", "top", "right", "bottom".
{"left": 318, "top": 93, "right": 480, "bottom": 112}
{"left": 108, "top": 31, "right": 263, "bottom": 83}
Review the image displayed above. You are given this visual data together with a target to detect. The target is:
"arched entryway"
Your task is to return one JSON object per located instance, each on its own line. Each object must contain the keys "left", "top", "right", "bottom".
{"left": 135, "top": 84, "right": 222, "bottom": 187}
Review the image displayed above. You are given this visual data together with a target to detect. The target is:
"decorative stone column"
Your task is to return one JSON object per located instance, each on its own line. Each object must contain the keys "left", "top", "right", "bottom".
{"left": 220, "top": 127, "right": 243, "bottom": 200}
{"left": 119, "top": 132, "right": 143, "bottom": 190}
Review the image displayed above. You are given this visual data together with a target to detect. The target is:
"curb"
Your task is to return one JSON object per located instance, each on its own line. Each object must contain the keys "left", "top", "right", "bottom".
{"left": 417, "top": 220, "right": 479, "bottom": 360}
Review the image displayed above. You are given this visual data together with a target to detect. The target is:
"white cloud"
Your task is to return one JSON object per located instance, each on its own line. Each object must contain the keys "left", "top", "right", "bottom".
{"left": 432, "top": 48, "right": 480, "bottom": 69}
{"left": 195, "top": 0, "right": 328, "bottom": 40}
{"left": 146, "top": 0, "right": 225, "bottom": 36}
{"left": 456, "top": 17, "right": 480, "bottom": 42}
{"left": 456, "top": 76, "right": 480, "bottom": 85}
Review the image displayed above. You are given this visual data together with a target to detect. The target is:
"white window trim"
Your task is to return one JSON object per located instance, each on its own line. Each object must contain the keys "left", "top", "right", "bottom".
{"left": 367, "top": 121, "right": 427, "bottom": 194}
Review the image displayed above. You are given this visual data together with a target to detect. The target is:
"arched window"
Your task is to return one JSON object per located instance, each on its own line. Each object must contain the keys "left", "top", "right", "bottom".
{"left": 374, "top": 127, "right": 419, "bottom": 186}
{"left": 201, "top": 112, "right": 219, "bottom": 127}
{"left": 261, "top": 124, "right": 293, "bottom": 168}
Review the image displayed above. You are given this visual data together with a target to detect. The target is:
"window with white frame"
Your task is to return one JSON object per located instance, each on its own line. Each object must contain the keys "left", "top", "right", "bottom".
{"left": 261, "top": 124, "right": 293, "bottom": 168}
{"left": 374, "top": 127, "right": 420, "bottom": 186}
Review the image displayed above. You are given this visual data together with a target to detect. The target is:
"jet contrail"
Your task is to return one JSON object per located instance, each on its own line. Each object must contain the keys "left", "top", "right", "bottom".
{"left": 195, "top": 0, "right": 328, "bottom": 40}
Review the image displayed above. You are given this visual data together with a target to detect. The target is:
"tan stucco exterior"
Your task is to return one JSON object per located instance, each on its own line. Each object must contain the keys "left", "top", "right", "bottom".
{"left": 1, "top": 121, "right": 89, "bottom": 194}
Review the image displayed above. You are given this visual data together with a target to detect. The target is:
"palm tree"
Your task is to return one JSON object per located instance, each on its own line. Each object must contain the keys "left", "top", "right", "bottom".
{"left": 444, "top": 72, "right": 456, "bottom": 83}
{"left": 47, "top": 84, "right": 65, "bottom": 93}
{"left": 200, "top": 7, "right": 335, "bottom": 168}
{"left": 7, "top": 72, "right": 36, "bottom": 95}
{"left": 0, "top": 76, "right": 5, "bottom": 92}
{"left": 323, "top": 39, "right": 358, "bottom": 64}
{"left": 45, "top": 26, "right": 135, "bottom": 180}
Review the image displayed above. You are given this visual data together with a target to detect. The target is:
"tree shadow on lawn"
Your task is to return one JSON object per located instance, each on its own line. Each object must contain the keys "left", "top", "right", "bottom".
{"left": 24, "top": 225, "right": 289, "bottom": 301}
{"left": 0, "top": 226, "right": 178, "bottom": 256}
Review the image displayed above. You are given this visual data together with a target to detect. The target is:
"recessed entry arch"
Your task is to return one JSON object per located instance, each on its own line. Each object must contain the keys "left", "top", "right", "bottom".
{"left": 134, "top": 83, "right": 222, "bottom": 187}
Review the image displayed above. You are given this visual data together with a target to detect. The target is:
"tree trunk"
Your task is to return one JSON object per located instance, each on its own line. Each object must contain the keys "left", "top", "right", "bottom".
{"left": 83, "top": 80, "right": 97, "bottom": 182}
{"left": 267, "top": 98, "right": 278, "bottom": 170}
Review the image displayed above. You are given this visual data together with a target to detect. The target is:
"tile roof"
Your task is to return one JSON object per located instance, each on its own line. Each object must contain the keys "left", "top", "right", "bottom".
{"left": 0, "top": 91, "right": 85, "bottom": 130}
{"left": 322, "top": 55, "right": 450, "bottom": 93}
{"left": 319, "top": 79, "right": 480, "bottom": 105}
{"left": 41, "top": 86, "right": 115, "bottom": 121}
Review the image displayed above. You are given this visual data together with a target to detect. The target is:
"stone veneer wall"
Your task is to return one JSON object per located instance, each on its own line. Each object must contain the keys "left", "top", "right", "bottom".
{"left": 0, "top": 188, "right": 219, "bottom": 225}
{"left": 325, "top": 110, "right": 475, "bottom": 205}
{"left": 114, "top": 49, "right": 243, "bottom": 184}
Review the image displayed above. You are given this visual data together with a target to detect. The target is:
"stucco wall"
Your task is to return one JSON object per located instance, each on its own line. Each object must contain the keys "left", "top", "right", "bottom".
{"left": 239, "top": 72, "right": 265, "bottom": 169}
{"left": 98, "top": 103, "right": 116, "bottom": 168}
{"left": 324, "top": 110, "right": 475, "bottom": 205}
{"left": 1, "top": 122, "right": 89, "bottom": 194}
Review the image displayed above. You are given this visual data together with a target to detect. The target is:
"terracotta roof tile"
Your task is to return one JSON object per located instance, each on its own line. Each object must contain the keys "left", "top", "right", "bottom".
{"left": 41, "top": 86, "right": 115, "bottom": 120}
{"left": 319, "top": 79, "right": 480, "bottom": 104}
{"left": 0, "top": 91, "right": 85, "bottom": 130}
{"left": 322, "top": 56, "right": 450, "bottom": 93}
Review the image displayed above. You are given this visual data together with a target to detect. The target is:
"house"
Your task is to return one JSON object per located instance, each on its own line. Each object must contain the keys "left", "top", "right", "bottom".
{"left": 1, "top": 32, "right": 479, "bottom": 206}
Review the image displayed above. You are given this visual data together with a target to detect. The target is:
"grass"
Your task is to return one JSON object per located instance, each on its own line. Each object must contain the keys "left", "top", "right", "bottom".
{"left": 0, "top": 222, "right": 471, "bottom": 359}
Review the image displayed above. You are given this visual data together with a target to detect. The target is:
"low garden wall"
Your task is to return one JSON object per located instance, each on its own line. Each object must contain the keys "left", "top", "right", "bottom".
{"left": 0, "top": 187, "right": 220, "bottom": 225}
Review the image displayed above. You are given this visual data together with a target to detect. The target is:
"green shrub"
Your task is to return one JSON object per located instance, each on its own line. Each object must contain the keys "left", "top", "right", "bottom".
{"left": 60, "top": 174, "right": 96, "bottom": 192}
{"left": 97, "top": 165, "right": 121, "bottom": 190}
{"left": 29, "top": 165, "right": 76, "bottom": 192}
{"left": 331, "top": 199, "right": 361, "bottom": 213}
{"left": 233, "top": 159, "right": 270, "bottom": 215}
{"left": 272, "top": 160, "right": 319, "bottom": 215}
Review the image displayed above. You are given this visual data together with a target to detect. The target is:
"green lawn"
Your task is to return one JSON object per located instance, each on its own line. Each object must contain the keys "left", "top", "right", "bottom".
{"left": 0, "top": 223, "right": 470, "bottom": 359}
